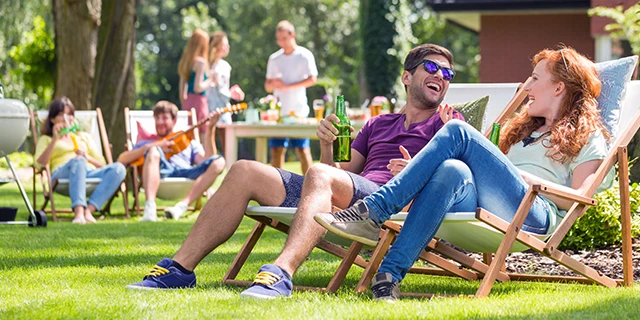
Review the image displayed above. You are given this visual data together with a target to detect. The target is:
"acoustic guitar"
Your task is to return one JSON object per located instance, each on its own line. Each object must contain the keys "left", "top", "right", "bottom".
{"left": 130, "top": 102, "right": 247, "bottom": 167}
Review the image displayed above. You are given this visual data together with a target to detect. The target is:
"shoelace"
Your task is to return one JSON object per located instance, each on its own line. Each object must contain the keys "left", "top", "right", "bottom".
{"left": 253, "top": 271, "right": 280, "bottom": 286}
{"left": 372, "top": 282, "right": 397, "bottom": 298}
{"left": 144, "top": 265, "right": 170, "bottom": 279}
{"left": 334, "top": 203, "right": 368, "bottom": 222}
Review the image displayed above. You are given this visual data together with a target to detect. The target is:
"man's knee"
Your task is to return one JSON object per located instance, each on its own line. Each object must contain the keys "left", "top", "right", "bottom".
{"left": 227, "top": 160, "right": 262, "bottom": 181}
{"left": 206, "top": 157, "right": 226, "bottom": 175}
{"left": 145, "top": 147, "right": 161, "bottom": 161}
{"left": 304, "top": 164, "right": 334, "bottom": 185}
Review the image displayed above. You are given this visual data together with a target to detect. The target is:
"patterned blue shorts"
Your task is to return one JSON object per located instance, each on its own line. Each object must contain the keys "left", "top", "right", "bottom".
{"left": 276, "top": 168, "right": 380, "bottom": 208}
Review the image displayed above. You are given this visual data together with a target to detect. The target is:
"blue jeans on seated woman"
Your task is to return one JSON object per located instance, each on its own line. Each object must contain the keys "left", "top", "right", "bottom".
{"left": 51, "top": 157, "right": 127, "bottom": 210}
{"left": 362, "top": 120, "right": 552, "bottom": 283}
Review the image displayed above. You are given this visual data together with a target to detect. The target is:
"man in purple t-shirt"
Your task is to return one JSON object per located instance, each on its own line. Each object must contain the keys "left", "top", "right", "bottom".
{"left": 126, "top": 44, "right": 464, "bottom": 295}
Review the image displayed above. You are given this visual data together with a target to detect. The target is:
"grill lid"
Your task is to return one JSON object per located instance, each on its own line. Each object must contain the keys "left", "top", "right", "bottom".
{"left": 0, "top": 84, "right": 29, "bottom": 118}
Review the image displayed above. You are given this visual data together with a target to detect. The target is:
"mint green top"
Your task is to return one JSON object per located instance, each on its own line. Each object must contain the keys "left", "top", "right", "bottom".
{"left": 506, "top": 130, "right": 614, "bottom": 234}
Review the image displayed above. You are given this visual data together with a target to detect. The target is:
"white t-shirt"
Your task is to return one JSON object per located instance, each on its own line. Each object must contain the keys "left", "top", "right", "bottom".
{"left": 266, "top": 46, "right": 318, "bottom": 118}
{"left": 207, "top": 59, "right": 233, "bottom": 124}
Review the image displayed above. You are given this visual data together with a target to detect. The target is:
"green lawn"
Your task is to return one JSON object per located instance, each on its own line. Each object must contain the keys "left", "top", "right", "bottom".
{"left": 1, "top": 162, "right": 639, "bottom": 319}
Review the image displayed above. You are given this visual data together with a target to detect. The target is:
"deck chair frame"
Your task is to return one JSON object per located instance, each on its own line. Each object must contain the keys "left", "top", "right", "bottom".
{"left": 355, "top": 79, "right": 640, "bottom": 298}
{"left": 123, "top": 107, "right": 204, "bottom": 217}
{"left": 222, "top": 83, "right": 529, "bottom": 293}
{"left": 30, "top": 108, "right": 129, "bottom": 221}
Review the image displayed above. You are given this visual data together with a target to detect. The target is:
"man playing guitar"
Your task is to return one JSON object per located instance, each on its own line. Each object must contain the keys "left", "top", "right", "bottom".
{"left": 117, "top": 100, "right": 226, "bottom": 221}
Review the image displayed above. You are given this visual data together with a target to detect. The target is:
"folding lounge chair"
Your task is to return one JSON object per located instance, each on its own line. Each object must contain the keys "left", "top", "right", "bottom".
{"left": 31, "top": 108, "right": 129, "bottom": 221}
{"left": 222, "top": 84, "right": 521, "bottom": 293}
{"left": 355, "top": 79, "right": 640, "bottom": 298}
{"left": 124, "top": 108, "right": 204, "bottom": 217}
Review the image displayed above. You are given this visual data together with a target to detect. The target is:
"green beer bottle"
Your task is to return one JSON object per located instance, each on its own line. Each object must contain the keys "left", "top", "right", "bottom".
{"left": 333, "top": 95, "right": 351, "bottom": 162}
{"left": 489, "top": 123, "right": 501, "bottom": 146}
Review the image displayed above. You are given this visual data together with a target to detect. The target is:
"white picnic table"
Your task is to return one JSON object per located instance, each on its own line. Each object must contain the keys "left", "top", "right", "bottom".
{"left": 217, "top": 120, "right": 365, "bottom": 169}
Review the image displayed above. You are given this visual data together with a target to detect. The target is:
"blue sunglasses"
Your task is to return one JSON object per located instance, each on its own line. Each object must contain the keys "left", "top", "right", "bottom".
{"left": 411, "top": 59, "right": 456, "bottom": 81}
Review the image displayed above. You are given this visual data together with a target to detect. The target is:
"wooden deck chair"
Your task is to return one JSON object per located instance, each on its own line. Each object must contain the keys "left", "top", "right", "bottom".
{"left": 124, "top": 107, "right": 205, "bottom": 217}
{"left": 355, "top": 79, "right": 640, "bottom": 298}
{"left": 222, "top": 83, "right": 525, "bottom": 293}
{"left": 31, "top": 108, "right": 129, "bottom": 221}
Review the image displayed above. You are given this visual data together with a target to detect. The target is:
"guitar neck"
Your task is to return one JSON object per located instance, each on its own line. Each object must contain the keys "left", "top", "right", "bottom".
{"left": 176, "top": 102, "right": 248, "bottom": 137}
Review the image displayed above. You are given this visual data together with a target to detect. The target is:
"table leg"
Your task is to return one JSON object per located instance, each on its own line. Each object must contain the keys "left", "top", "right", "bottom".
{"left": 224, "top": 126, "right": 237, "bottom": 169}
{"left": 256, "top": 138, "right": 268, "bottom": 164}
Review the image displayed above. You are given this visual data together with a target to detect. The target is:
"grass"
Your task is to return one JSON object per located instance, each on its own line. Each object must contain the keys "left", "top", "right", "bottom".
{"left": 1, "top": 162, "right": 639, "bottom": 319}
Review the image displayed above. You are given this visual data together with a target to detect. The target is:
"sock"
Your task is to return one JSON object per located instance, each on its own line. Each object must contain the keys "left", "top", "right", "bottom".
{"left": 170, "top": 260, "right": 193, "bottom": 274}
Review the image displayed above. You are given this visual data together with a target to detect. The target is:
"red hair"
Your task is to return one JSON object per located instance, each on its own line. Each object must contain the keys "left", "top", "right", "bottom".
{"left": 499, "top": 47, "right": 609, "bottom": 163}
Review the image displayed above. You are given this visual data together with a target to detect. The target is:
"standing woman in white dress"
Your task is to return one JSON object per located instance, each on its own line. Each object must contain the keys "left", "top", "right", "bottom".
{"left": 207, "top": 31, "right": 245, "bottom": 151}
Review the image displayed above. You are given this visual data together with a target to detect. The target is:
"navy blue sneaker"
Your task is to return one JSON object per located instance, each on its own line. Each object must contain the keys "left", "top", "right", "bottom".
{"left": 126, "top": 258, "right": 196, "bottom": 290}
{"left": 239, "top": 264, "right": 292, "bottom": 299}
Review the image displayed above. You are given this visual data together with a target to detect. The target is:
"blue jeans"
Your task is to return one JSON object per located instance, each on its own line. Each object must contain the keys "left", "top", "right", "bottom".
{"left": 363, "top": 120, "right": 552, "bottom": 282}
{"left": 51, "top": 157, "right": 127, "bottom": 210}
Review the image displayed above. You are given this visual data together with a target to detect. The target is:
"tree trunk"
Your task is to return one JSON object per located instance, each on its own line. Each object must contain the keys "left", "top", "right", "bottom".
{"left": 53, "top": 0, "right": 101, "bottom": 110}
{"left": 92, "top": 0, "right": 136, "bottom": 157}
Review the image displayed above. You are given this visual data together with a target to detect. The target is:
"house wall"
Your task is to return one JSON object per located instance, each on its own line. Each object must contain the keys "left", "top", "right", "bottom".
{"left": 479, "top": 13, "right": 594, "bottom": 82}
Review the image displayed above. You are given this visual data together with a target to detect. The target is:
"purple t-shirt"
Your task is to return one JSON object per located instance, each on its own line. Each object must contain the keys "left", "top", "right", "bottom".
{"left": 351, "top": 112, "right": 463, "bottom": 185}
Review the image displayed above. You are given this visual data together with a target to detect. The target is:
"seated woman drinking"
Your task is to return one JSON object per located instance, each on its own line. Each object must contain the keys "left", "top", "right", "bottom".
{"left": 35, "top": 97, "right": 127, "bottom": 224}
{"left": 315, "top": 47, "right": 612, "bottom": 300}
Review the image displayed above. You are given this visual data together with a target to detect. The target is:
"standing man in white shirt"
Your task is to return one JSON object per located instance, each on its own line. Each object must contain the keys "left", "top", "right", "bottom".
{"left": 265, "top": 20, "right": 318, "bottom": 174}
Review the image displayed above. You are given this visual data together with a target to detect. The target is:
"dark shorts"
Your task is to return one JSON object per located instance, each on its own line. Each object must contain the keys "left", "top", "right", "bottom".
{"left": 276, "top": 168, "right": 381, "bottom": 208}
{"left": 148, "top": 146, "right": 222, "bottom": 180}
{"left": 269, "top": 138, "right": 310, "bottom": 149}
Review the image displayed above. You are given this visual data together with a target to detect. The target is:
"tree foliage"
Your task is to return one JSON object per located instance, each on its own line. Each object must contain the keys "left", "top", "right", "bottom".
{"left": 135, "top": 0, "right": 361, "bottom": 109}
{"left": 0, "top": 0, "right": 53, "bottom": 108}
{"left": 589, "top": 3, "right": 640, "bottom": 57}
{"left": 8, "top": 16, "right": 55, "bottom": 106}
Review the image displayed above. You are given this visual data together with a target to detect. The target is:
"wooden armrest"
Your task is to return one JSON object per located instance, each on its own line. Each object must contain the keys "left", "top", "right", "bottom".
{"left": 532, "top": 184, "right": 596, "bottom": 206}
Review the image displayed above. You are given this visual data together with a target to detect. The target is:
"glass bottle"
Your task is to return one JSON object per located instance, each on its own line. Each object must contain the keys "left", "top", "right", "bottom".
{"left": 489, "top": 123, "right": 501, "bottom": 146}
{"left": 332, "top": 95, "right": 351, "bottom": 162}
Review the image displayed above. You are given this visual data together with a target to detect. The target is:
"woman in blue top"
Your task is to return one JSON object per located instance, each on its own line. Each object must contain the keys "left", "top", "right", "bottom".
{"left": 315, "top": 47, "right": 612, "bottom": 300}
{"left": 178, "top": 29, "right": 212, "bottom": 123}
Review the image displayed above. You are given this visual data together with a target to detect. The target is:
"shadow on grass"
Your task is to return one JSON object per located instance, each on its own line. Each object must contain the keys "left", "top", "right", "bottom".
{"left": 477, "top": 295, "right": 640, "bottom": 319}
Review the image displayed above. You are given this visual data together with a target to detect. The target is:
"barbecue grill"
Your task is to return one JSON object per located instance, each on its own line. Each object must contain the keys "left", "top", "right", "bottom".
{"left": 0, "top": 84, "right": 47, "bottom": 226}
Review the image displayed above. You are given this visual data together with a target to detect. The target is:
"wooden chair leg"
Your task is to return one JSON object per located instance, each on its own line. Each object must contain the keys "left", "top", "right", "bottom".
{"left": 49, "top": 181, "right": 58, "bottom": 222}
{"left": 476, "top": 189, "right": 537, "bottom": 297}
{"left": 222, "top": 221, "right": 268, "bottom": 283}
{"left": 618, "top": 146, "right": 634, "bottom": 287}
{"left": 356, "top": 228, "right": 396, "bottom": 293}
{"left": 121, "top": 182, "right": 130, "bottom": 219}
{"left": 132, "top": 168, "right": 141, "bottom": 217}
{"left": 326, "top": 241, "right": 364, "bottom": 293}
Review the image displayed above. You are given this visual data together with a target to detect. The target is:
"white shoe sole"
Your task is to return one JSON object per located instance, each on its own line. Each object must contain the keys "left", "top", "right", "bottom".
{"left": 314, "top": 215, "right": 379, "bottom": 247}
{"left": 239, "top": 291, "right": 289, "bottom": 299}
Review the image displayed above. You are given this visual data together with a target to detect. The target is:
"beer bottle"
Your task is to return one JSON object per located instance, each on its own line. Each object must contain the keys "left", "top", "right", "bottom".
{"left": 333, "top": 95, "right": 351, "bottom": 162}
{"left": 489, "top": 123, "right": 501, "bottom": 146}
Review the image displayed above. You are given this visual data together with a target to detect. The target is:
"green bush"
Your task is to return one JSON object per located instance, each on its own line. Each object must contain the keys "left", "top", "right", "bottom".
{"left": 0, "top": 152, "right": 34, "bottom": 170}
{"left": 560, "top": 182, "right": 640, "bottom": 250}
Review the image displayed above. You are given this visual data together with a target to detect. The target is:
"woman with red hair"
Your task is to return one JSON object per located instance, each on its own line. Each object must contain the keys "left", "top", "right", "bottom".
{"left": 316, "top": 47, "right": 612, "bottom": 300}
{"left": 178, "top": 29, "right": 212, "bottom": 122}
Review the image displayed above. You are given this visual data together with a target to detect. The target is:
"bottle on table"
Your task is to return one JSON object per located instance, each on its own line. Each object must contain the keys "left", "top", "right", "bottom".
{"left": 333, "top": 95, "right": 351, "bottom": 162}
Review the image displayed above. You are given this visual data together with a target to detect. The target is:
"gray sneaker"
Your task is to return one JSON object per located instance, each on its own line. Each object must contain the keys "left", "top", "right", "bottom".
{"left": 371, "top": 272, "right": 400, "bottom": 302}
{"left": 313, "top": 200, "right": 380, "bottom": 247}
